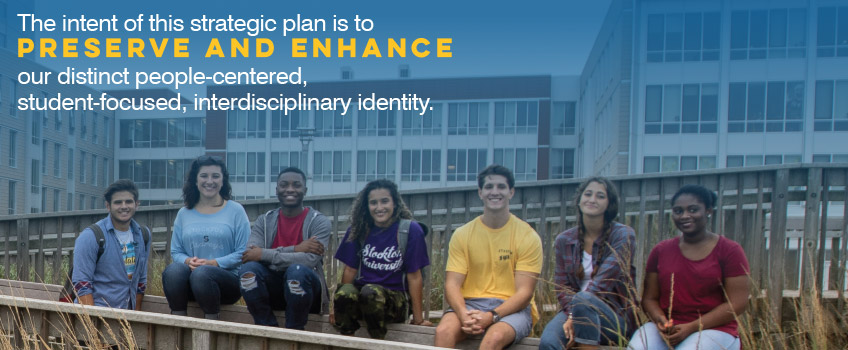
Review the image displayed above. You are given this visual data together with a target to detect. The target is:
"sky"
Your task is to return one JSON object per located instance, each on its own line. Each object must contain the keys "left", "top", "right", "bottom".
{"left": 26, "top": 0, "right": 611, "bottom": 95}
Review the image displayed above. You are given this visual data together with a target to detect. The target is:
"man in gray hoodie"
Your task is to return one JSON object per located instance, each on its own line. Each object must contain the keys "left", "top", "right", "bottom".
{"left": 239, "top": 167, "right": 331, "bottom": 329}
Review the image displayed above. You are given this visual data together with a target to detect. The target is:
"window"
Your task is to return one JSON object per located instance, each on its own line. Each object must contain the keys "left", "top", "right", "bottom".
{"left": 728, "top": 81, "right": 804, "bottom": 132}
{"left": 227, "top": 152, "right": 267, "bottom": 182}
{"left": 8, "top": 181, "right": 15, "bottom": 214}
{"left": 68, "top": 110, "right": 75, "bottom": 134}
{"left": 402, "top": 104, "right": 442, "bottom": 135}
{"left": 80, "top": 151, "right": 86, "bottom": 184}
{"left": 645, "top": 155, "right": 716, "bottom": 172}
{"left": 552, "top": 102, "right": 577, "bottom": 135}
{"left": 53, "top": 189, "right": 60, "bottom": 212}
{"left": 8, "top": 130, "right": 16, "bottom": 167}
{"left": 48, "top": 144, "right": 57, "bottom": 180}
{"left": 67, "top": 148, "right": 74, "bottom": 180}
{"left": 495, "top": 101, "right": 537, "bottom": 134}
{"left": 643, "top": 156, "right": 661, "bottom": 173}
{"left": 494, "top": 148, "right": 537, "bottom": 181}
{"left": 78, "top": 194, "right": 86, "bottom": 211}
{"left": 447, "top": 149, "right": 487, "bottom": 182}
{"left": 40, "top": 91, "right": 48, "bottom": 128}
{"left": 731, "top": 9, "right": 806, "bottom": 60}
{"left": 9, "top": 78, "right": 16, "bottom": 117}
{"left": 120, "top": 159, "right": 193, "bottom": 189}
{"left": 551, "top": 148, "right": 576, "bottom": 179}
{"left": 103, "top": 116, "right": 110, "bottom": 146}
{"left": 356, "top": 150, "right": 396, "bottom": 181}
{"left": 401, "top": 149, "right": 441, "bottom": 181}
{"left": 102, "top": 158, "right": 109, "bottom": 186}
{"left": 31, "top": 160, "right": 40, "bottom": 194}
{"left": 90, "top": 155, "right": 98, "bottom": 186}
{"left": 316, "top": 109, "right": 352, "bottom": 137}
{"left": 67, "top": 193, "right": 73, "bottom": 212}
{"left": 92, "top": 113, "right": 98, "bottom": 144}
{"left": 151, "top": 119, "right": 167, "bottom": 147}
{"left": 55, "top": 109, "right": 62, "bottom": 130}
{"left": 358, "top": 110, "right": 396, "bottom": 136}
{"left": 314, "top": 151, "right": 351, "bottom": 182}
{"left": 645, "top": 83, "right": 718, "bottom": 134}
{"left": 90, "top": 196, "right": 97, "bottom": 210}
{"left": 120, "top": 118, "right": 206, "bottom": 148}
{"left": 817, "top": 7, "right": 848, "bottom": 57}
{"left": 227, "top": 109, "right": 266, "bottom": 138}
{"left": 185, "top": 118, "right": 205, "bottom": 147}
{"left": 647, "top": 12, "right": 720, "bottom": 62}
{"left": 32, "top": 114, "right": 41, "bottom": 144}
{"left": 814, "top": 80, "right": 848, "bottom": 131}
{"left": 81, "top": 111, "right": 87, "bottom": 139}
{"left": 41, "top": 140, "right": 47, "bottom": 174}
{"left": 448, "top": 102, "right": 489, "bottom": 135}
{"left": 271, "top": 110, "right": 305, "bottom": 138}
{"left": 270, "top": 152, "right": 303, "bottom": 179}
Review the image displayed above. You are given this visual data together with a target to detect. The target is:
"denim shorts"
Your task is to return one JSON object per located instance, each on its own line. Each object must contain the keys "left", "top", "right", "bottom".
{"left": 446, "top": 297, "right": 533, "bottom": 343}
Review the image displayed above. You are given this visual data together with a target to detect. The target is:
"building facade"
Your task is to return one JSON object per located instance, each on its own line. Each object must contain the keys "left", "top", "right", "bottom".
{"left": 584, "top": 0, "right": 848, "bottom": 176}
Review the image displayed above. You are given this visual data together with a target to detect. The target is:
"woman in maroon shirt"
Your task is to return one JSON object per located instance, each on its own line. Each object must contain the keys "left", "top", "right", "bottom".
{"left": 629, "top": 184, "right": 750, "bottom": 350}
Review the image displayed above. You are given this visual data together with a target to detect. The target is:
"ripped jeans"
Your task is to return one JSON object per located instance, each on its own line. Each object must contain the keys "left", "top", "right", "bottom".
{"left": 238, "top": 262, "right": 322, "bottom": 329}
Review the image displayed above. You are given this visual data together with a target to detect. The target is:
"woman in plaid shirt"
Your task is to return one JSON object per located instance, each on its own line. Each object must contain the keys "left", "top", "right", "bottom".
{"left": 540, "top": 177, "right": 637, "bottom": 349}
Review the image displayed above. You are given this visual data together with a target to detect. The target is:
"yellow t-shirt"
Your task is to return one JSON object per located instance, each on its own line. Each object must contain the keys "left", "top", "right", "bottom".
{"left": 446, "top": 214, "right": 543, "bottom": 323}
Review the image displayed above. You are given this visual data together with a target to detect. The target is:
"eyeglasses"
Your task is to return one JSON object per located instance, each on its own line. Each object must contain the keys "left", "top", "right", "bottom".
{"left": 197, "top": 155, "right": 223, "bottom": 162}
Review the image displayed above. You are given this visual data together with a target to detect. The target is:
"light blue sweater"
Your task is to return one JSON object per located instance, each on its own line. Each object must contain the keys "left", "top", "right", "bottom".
{"left": 170, "top": 201, "right": 250, "bottom": 274}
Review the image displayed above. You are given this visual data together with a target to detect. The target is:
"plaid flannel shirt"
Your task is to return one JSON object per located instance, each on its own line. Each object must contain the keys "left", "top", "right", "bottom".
{"left": 554, "top": 222, "right": 637, "bottom": 319}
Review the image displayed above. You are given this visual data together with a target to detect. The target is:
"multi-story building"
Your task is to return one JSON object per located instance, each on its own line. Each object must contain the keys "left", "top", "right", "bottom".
{"left": 204, "top": 76, "right": 580, "bottom": 198}
{"left": 109, "top": 89, "right": 206, "bottom": 206}
{"left": 584, "top": 0, "right": 848, "bottom": 176}
{"left": 0, "top": 49, "right": 115, "bottom": 215}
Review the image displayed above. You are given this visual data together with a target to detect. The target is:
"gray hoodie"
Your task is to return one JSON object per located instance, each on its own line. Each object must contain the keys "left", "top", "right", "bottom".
{"left": 248, "top": 206, "right": 331, "bottom": 313}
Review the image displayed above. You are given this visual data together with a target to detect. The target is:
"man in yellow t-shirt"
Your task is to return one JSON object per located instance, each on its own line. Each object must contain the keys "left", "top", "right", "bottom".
{"left": 435, "top": 165, "right": 543, "bottom": 349}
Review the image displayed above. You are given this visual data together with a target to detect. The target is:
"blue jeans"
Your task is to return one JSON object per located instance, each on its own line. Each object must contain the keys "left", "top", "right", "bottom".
{"left": 628, "top": 322, "right": 740, "bottom": 350}
{"left": 539, "top": 291, "right": 628, "bottom": 349}
{"left": 162, "top": 262, "right": 241, "bottom": 316}
{"left": 239, "top": 262, "right": 322, "bottom": 329}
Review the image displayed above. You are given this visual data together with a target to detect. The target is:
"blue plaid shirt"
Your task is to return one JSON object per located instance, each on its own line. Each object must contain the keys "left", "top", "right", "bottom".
{"left": 554, "top": 222, "right": 637, "bottom": 323}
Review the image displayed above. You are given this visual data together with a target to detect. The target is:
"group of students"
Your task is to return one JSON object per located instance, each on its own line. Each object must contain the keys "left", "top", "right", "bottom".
{"left": 71, "top": 155, "right": 750, "bottom": 350}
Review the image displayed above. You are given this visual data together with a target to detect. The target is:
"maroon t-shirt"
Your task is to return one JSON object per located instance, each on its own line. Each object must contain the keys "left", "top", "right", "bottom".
{"left": 646, "top": 235, "right": 749, "bottom": 337}
{"left": 272, "top": 208, "right": 308, "bottom": 249}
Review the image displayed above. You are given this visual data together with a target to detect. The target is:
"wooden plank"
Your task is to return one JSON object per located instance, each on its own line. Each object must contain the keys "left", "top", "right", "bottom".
{"left": 751, "top": 172, "right": 766, "bottom": 288}
{"left": 801, "top": 168, "right": 822, "bottom": 293}
{"left": 657, "top": 178, "right": 667, "bottom": 240}
{"left": 424, "top": 193, "right": 434, "bottom": 318}
{"left": 192, "top": 329, "right": 213, "bottom": 350}
{"left": 538, "top": 186, "right": 550, "bottom": 281}
{"left": 17, "top": 219, "right": 29, "bottom": 281}
{"left": 716, "top": 175, "right": 726, "bottom": 238}
{"left": 768, "top": 169, "right": 789, "bottom": 325}
{"left": 816, "top": 171, "right": 830, "bottom": 295}
{"left": 635, "top": 180, "right": 648, "bottom": 291}
{"left": 733, "top": 174, "right": 744, "bottom": 243}
{"left": 838, "top": 168, "right": 848, "bottom": 312}
{"left": 441, "top": 193, "right": 454, "bottom": 311}
{"left": 36, "top": 219, "right": 45, "bottom": 283}
{"left": 3, "top": 222, "right": 10, "bottom": 279}
{"left": 52, "top": 217, "right": 64, "bottom": 285}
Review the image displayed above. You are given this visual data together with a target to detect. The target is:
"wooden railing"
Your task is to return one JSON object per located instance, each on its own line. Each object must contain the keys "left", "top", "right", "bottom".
{"left": 1, "top": 164, "right": 846, "bottom": 324}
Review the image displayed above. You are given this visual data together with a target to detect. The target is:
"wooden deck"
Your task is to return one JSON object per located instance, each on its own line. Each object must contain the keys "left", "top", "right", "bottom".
{"left": 0, "top": 279, "right": 546, "bottom": 349}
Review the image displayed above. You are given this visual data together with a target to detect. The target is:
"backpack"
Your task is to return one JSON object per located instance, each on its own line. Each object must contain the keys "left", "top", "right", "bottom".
{"left": 59, "top": 223, "right": 151, "bottom": 302}
{"left": 355, "top": 219, "right": 431, "bottom": 322}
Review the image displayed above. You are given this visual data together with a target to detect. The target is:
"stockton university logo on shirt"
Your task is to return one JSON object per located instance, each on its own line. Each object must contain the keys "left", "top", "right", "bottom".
{"left": 122, "top": 242, "right": 136, "bottom": 280}
{"left": 361, "top": 244, "right": 403, "bottom": 272}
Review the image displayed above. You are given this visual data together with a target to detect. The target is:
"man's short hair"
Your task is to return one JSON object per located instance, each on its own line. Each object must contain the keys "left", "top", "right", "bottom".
{"left": 477, "top": 164, "right": 515, "bottom": 189}
{"left": 104, "top": 179, "right": 139, "bottom": 203}
{"left": 277, "top": 167, "right": 307, "bottom": 183}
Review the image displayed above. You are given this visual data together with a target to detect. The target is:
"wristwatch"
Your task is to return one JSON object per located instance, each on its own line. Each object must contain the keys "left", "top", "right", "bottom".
{"left": 486, "top": 309, "right": 501, "bottom": 323}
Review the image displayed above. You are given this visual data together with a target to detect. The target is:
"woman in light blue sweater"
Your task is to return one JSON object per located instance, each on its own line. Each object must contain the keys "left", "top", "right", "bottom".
{"left": 162, "top": 155, "right": 250, "bottom": 319}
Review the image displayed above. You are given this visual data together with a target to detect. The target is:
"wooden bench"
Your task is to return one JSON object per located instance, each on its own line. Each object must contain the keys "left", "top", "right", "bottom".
{"left": 0, "top": 279, "right": 545, "bottom": 349}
